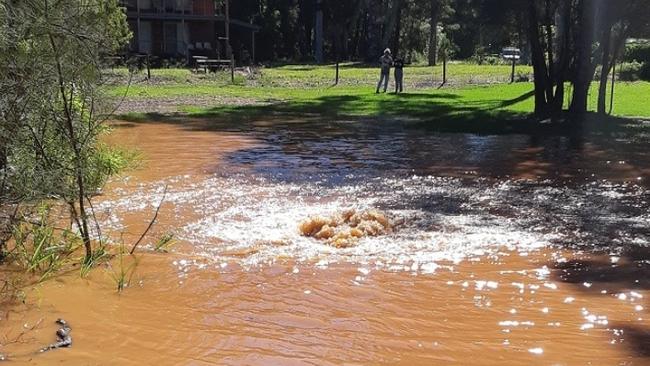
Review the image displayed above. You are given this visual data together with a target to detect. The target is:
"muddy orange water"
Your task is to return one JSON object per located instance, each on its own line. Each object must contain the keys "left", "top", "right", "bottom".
{"left": 2, "top": 117, "right": 650, "bottom": 365}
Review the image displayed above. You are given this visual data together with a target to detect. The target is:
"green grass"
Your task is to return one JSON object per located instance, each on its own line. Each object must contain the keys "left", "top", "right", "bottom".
{"left": 112, "top": 81, "right": 650, "bottom": 119}
{"left": 107, "top": 63, "right": 650, "bottom": 135}
{"left": 107, "top": 61, "right": 533, "bottom": 89}
{"left": 257, "top": 62, "right": 533, "bottom": 87}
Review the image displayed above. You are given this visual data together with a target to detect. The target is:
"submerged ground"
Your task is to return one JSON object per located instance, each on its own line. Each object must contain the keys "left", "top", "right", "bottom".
{"left": 2, "top": 64, "right": 650, "bottom": 365}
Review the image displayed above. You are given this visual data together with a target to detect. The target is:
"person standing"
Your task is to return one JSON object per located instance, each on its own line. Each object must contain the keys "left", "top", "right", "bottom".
{"left": 393, "top": 56, "right": 405, "bottom": 93}
{"left": 376, "top": 48, "right": 393, "bottom": 93}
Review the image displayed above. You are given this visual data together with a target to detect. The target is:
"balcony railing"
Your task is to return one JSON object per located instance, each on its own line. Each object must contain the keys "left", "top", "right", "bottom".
{"left": 120, "top": 0, "right": 224, "bottom": 16}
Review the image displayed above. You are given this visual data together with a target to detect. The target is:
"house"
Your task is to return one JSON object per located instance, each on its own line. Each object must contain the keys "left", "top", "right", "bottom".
{"left": 120, "top": 0, "right": 259, "bottom": 62}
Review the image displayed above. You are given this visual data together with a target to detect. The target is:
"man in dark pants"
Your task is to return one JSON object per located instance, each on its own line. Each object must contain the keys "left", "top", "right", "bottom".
{"left": 393, "top": 56, "right": 405, "bottom": 93}
{"left": 376, "top": 48, "right": 393, "bottom": 93}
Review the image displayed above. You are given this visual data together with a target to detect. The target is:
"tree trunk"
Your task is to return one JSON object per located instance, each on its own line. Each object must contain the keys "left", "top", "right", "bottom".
{"left": 543, "top": 0, "right": 555, "bottom": 106}
{"left": 365, "top": 0, "right": 383, "bottom": 62}
{"left": 298, "top": 0, "right": 314, "bottom": 59}
{"left": 597, "top": 24, "right": 612, "bottom": 114}
{"left": 609, "top": 57, "right": 616, "bottom": 114}
{"left": 551, "top": 0, "right": 572, "bottom": 114}
{"left": 527, "top": 0, "right": 550, "bottom": 116}
{"left": 570, "top": 0, "right": 596, "bottom": 115}
{"left": 428, "top": 0, "right": 440, "bottom": 66}
{"left": 314, "top": 0, "right": 323, "bottom": 63}
{"left": 391, "top": 0, "right": 403, "bottom": 54}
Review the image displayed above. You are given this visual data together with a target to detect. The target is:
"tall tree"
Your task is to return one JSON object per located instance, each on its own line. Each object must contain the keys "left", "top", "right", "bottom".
{"left": 527, "top": 0, "right": 570, "bottom": 116}
{"left": 428, "top": 0, "right": 440, "bottom": 65}
{"left": 596, "top": 0, "right": 649, "bottom": 114}
{"left": 0, "top": 0, "right": 131, "bottom": 262}
{"left": 569, "top": 0, "right": 597, "bottom": 114}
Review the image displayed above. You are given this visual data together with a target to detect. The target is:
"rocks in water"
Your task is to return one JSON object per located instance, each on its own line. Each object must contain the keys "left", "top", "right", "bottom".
{"left": 40, "top": 319, "right": 72, "bottom": 353}
{"left": 299, "top": 209, "right": 392, "bottom": 248}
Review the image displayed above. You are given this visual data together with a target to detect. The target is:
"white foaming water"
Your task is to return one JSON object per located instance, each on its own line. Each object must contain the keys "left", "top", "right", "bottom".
{"left": 96, "top": 174, "right": 577, "bottom": 272}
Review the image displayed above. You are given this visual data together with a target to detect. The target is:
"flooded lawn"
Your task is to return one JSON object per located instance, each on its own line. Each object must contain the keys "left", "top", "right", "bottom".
{"left": 3, "top": 117, "right": 650, "bottom": 365}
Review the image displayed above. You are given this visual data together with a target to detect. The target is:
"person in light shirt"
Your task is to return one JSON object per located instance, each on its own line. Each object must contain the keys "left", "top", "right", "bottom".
{"left": 376, "top": 48, "right": 393, "bottom": 94}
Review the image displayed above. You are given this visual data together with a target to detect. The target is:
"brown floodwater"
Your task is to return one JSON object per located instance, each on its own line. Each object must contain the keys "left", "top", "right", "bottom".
{"left": 2, "top": 117, "right": 650, "bottom": 365}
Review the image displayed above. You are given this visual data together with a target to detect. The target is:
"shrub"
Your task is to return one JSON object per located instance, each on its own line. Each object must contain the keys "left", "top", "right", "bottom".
{"left": 624, "top": 42, "right": 650, "bottom": 64}
{"left": 618, "top": 61, "right": 643, "bottom": 81}
{"left": 640, "top": 62, "right": 650, "bottom": 81}
{"left": 11, "top": 205, "right": 80, "bottom": 281}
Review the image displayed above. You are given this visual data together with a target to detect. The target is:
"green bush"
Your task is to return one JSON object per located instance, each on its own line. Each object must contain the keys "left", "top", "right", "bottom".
{"left": 640, "top": 62, "right": 650, "bottom": 81}
{"left": 618, "top": 61, "right": 643, "bottom": 81}
{"left": 624, "top": 42, "right": 650, "bottom": 63}
{"left": 470, "top": 53, "right": 507, "bottom": 66}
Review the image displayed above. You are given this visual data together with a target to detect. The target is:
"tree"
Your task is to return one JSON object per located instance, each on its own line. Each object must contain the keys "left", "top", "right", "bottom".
{"left": 569, "top": 0, "right": 597, "bottom": 114}
{"left": 428, "top": 0, "right": 453, "bottom": 66}
{"left": 0, "top": 0, "right": 131, "bottom": 262}
{"left": 596, "top": 0, "right": 650, "bottom": 114}
{"left": 437, "top": 26, "right": 457, "bottom": 85}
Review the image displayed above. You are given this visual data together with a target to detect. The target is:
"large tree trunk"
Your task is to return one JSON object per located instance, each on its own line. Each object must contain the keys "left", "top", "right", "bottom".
{"left": 597, "top": 24, "right": 612, "bottom": 114}
{"left": 551, "top": 0, "right": 571, "bottom": 114}
{"left": 391, "top": 0, "right": 403, "bottom": 54}
{"left": 382, "top": 0, "right": 403, "bottom": 54}
{"left": 570, "top": 0, "right": 596, "bottom": 115}
{"left": 365, "top": 0, "right": 383, "bottom": 62}
{"left": 598, "top": 17, "right": 629, "bottom": 115}
{"left": 428, "top": 0, "right": 440, "bottom": 66}
{"left": 314, "top": 0, "right": 324, "bottom": 63}
{"left": 543, "top": 0, "right": 555, "bottom": 105}
{"left": 527, "top": 0, "right": 551, "bottom": 116}
{"left": 298, "top": 0, "right": 314, "bottom": 59}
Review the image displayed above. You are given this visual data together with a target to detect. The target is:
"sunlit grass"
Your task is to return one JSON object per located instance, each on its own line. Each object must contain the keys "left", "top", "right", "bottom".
{"left": 106, "top": 63, "right": 650, "bottom": 120}
{"left": 112, "top": 81, "right": 650, "bottom": 119}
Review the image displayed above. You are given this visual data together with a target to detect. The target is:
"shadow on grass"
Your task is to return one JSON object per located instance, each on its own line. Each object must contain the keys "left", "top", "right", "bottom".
{"left": 118, "top": 89, "right": 648, "bottom": 137}
{"left": 118, "top": 90, "right": 530, "bottom": 134}
{"left": 115, "top": 89, "right": 650, "bottom": 183}
{"left": 118, "top": 88, "right": 647, "bottom": 139}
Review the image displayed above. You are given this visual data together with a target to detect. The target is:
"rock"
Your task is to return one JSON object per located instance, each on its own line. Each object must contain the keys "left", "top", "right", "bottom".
{"left": 40, "top": 319, "right": 72, "bottom": 353}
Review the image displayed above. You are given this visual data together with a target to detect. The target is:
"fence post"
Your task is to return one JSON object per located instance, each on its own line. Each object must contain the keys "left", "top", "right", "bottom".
{"left": 146, "top": 54, "right": 151, "bottom": 80}
{"left": 335, "top": 61, "right": 340, "bottom": 85}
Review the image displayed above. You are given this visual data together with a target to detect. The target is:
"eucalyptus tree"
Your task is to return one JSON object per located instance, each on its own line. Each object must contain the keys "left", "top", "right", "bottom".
{"left": 0, "top": 0, "right": 131, "bottom": 262}
{"left": 595, "top": 0, "right": 650, "bottom": 114}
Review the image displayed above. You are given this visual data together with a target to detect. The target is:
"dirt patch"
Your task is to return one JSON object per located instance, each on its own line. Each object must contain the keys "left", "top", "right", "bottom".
{"left": 114, "top": 96, "right": 269, "bottom": 114}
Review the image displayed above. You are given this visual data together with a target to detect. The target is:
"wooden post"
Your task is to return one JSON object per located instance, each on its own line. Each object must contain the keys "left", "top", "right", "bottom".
{"left": 146, "top": 54, "right": 151, "bottom": 80}
{"left": 335, "top": 61, "right": 339, "bottom": 85}
{"left": 225, "top": 0, "right": 234, "bottom": 83}
{"left": 510, "top": 57, "right": 516, "bottom": 83}
{"left": 442, "top": 55, "right": 447, "bottom": 85}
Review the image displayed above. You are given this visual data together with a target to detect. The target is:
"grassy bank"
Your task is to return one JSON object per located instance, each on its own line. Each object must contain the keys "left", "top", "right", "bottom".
{"left": 106, "top": 64, "right": 650, "bottom": 136}
{"left": 107, "top": 62, "right": 534, "bottom": 88}
{"left": 111, "top": 80, "right": 650, "bottom": 118}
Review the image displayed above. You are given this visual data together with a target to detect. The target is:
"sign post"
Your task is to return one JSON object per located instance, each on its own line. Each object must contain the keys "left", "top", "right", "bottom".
{"left": 501, "top": 47, "right": 521, "bottom": 83}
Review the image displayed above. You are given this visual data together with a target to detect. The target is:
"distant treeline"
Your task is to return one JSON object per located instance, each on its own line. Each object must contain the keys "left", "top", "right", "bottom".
{"left": 231, "top": 0, "right": 650, "bottom": 73}
{"left": 230, "top": 0, "right": 530, "bottom": 64}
